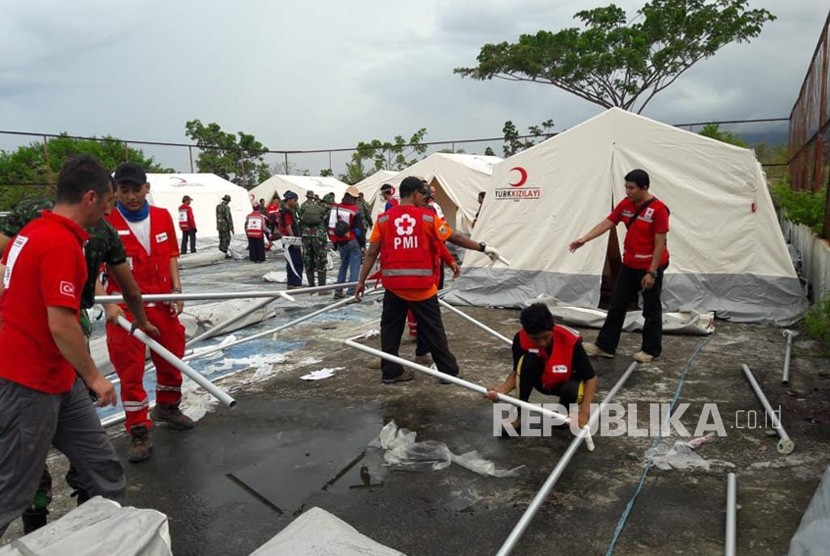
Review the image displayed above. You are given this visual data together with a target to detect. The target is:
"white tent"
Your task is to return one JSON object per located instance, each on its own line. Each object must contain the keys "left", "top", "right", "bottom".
{"left": 250, "top": 175, "right": 350, "bottom": 206}
{"left": 354, "top": 170, "right": 399, "bottom": 213}
{"left": 369, "top": 153, "right": 500, "bottom": 232}
{"left": 448, "top": 108, "right": 806, "bottom": 324}
{"left": 146, "top": 173, "right": 249, "bottom": 238}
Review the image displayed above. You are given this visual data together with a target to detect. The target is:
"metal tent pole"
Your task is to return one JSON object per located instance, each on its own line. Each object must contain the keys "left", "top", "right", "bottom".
{"left": 725, "top": 473, "right": 737, "bottom": 556}
{"left": 781, "top": 330, "right": 795, "bottom": 385}
{"left": 437, "top": 299, "right": 512, "bottom": 345}
{"left": 742, "top": 364, "right": 795, "bottom": 454}
{"left": 117, "top": 316, "right": 236, "bottom": 408}
{"left": 495, "top": 361, "right": 640, "bottom": 556}
{"left": 95, "top": 281, "right": 359, "bottom": 304}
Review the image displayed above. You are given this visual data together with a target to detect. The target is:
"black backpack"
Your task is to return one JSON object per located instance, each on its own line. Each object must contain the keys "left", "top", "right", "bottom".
{"left": 333, "top": 208, "right": 350, "bottom": 237}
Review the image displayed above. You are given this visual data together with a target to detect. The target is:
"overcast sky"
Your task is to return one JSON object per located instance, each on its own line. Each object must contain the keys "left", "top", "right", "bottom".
{"left": 0, "top": 0, "right": 827, "bottom": 174}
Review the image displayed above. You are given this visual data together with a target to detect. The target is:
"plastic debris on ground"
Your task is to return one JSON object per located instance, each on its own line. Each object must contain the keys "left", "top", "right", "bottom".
{"left": 646, "top": 433, "right": 730, "bottom": 471}
{"left": 370, "top": 420, "right": 527, "bottom": 478}
{"left": 788, "top": 465, "right": 830, "bottom": 556}
{"left": 300, "top": 367, "right": 344, "bottom": 381}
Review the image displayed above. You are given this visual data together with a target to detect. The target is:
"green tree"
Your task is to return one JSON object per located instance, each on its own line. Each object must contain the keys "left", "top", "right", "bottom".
{"left": 698, "top": 123, "right": 748, "bottom": 147}
{"left": 320, "top": 168, "right": 334, "bottom": 177}
{"left": 455, "top": 0, "right": 775, "bottom": 114}
{"left": 339, "top": 158, "right": 369, "bottom": 185}
{"left": 0, "top": 134, "right": 170, "bottom": 210}
{"left": 185, "top": 119, "right": 270, "bottom": 189}
{"left": 501, "top": 118, "right": 555, "bottom": 156}
{"left": 352, "top": 128, "right": 429, "bottom": 171}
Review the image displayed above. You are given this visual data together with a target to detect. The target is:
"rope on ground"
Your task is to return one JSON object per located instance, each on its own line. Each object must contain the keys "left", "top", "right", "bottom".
{"left": 605, "top": 333, "right": 715, "bottom": 555}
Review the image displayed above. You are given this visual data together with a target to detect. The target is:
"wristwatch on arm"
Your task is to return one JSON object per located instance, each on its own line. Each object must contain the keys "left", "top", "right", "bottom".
{"left": 647, "top": 270, "right": 658, "bottom": 279}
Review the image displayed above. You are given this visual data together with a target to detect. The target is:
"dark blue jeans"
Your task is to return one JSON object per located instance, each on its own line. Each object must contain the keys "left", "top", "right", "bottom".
{"left": 336, "top": 239, "right": 362, "bottom": 295}
{"left": 286, "top": 245, "right": 304, "bottom": 286}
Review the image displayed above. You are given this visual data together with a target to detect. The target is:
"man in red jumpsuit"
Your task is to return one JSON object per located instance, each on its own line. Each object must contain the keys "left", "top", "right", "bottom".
{"left": 105, "top": 163, "right": 192, "bottom": 464}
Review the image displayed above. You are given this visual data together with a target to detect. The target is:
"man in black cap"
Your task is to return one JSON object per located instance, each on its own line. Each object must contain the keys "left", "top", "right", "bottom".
{"left": 216, "top": 194, "right": 234, "bottom": 257}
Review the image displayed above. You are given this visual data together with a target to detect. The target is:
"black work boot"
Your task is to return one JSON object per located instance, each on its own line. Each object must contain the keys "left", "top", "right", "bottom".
{"left": 306, "top": 270, "right": 316, "bottom": 288}
{"left": 22, "top": 508, "right": 48, "bottom": 534}
{"left": 128, "top": 425, "right": 153, "bottom": 463}
{"left": 150, "top": 403, "right": 195, "bottom": 430}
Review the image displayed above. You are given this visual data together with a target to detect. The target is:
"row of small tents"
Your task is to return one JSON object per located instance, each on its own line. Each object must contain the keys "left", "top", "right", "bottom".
{"left": 143, "top": 108, "right": 806, "bottom": 324}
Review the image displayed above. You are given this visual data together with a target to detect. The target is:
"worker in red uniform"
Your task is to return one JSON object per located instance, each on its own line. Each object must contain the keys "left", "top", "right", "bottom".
{"left": 178, "top": 194, "right": 197, "bottom": 254}
{"left": 0, "top": 155, "right": 125, "bottom": 537}
{"left": 105, "top": 163, "right": 193, "bottom": 464}
{"left": 485, "top": 303, "right": 598, "bottom": 435}
{"left": 355, "top": 176, "right": 503, "bottom": 384}
{"left": 380, "top": 183, "right": 398, "bottom": 211}
{"left": 245, "top": 203, "right": 268, "bottom": 263}
{"left": 569, "top": 169, "right": 670, "bottom": 363}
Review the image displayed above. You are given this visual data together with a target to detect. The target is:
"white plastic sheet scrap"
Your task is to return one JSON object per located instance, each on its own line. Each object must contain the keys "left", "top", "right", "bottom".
{"left": 188, "top": 335, "right": 239, "bottom": 360}
{"left": 370, "top": 421, "right": 527, "bottom": 478}
{"left": 646, "top": 433, "right": 729, "bottom": 471}
{"left": 300, "top": 367, "right": 345, "bottom": 381}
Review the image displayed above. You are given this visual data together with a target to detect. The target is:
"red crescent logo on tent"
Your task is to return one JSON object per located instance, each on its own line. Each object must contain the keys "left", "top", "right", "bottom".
{"left": 509, "top": 167, "right": 528, "bottom": 187}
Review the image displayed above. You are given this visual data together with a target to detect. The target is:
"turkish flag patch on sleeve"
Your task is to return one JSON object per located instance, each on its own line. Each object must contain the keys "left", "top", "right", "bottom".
{"left": 59, "top": 281, "right": 76, "bottom": 297}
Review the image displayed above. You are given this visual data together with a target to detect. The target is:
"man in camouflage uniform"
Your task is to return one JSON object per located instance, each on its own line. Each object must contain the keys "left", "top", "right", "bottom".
{"left": 216, "top": 194, "right": 234, "bottom": 257}
{"left": 298, "top": 191, "right": 330, "bottom": 289}
{"left": 357, "top": 192, "right": 373, "bottom": 232}
{"left": 0, "top": 195, "right": 157, "bottom": 533}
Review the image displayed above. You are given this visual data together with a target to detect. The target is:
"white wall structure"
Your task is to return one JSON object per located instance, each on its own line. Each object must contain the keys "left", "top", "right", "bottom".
{"left": 146, "top": 173, "right": 250, "bottom": 238}
{"left": 448, "top": 108, "right": 807, "bottom": 324}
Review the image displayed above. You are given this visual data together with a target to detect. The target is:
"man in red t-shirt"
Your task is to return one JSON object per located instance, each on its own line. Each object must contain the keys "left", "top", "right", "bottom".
{"left": 178, "top": 194, "right": 197, "bottom": 254}
{"left": 0, "top": 155, "right": 125, "bottom": 537}
{"left": 569, "top": 169, "right": 670, "bottom": 363}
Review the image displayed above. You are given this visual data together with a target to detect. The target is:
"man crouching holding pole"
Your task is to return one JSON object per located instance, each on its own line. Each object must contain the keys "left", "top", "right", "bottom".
{"left": 486, "top": 303, "right": 598, "bottom": 436}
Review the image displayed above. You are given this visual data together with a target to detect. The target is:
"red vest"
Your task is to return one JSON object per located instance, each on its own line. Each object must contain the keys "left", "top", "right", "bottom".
{"left": 245, "top": 211, "right": 266, "bottom": 239}
{"left": 377, "top": 205, "right": 435, "bottom": 290}
{"left": 518, "top": 325, "right": 581, "bottom": 389}
{"left": 178, "top": 204, "right": 194, "bottom": 231}
{"left": 327, "top": 203, "right": 358, "bottom": 243}
{"left": 107, "top": 207, "right": 177, "bottom": 295}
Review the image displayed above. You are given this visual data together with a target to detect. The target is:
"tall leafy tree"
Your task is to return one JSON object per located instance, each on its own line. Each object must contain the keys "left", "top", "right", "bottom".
{"left": 0, "top": 134, "right": 170, "bottom": 210}
{"left": 185, "top": 119, "right": 270, "bottom": 189}
{"left": 501, "top": 119, "right": 555, "bottom": 156}
{"left": 352, "top": 128, "right": 429, "bottom": 171}
{"left": 455, "top": 0, "right": 775, "bottom": 114}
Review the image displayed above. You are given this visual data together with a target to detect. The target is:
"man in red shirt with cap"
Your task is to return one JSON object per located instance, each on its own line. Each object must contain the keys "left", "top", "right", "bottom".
{"left": 178, "top": 194, "right": 197, "bottom": 254}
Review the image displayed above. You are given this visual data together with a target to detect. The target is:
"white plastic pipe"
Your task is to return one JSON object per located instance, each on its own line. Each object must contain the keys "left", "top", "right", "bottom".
{"left": 496, "top": 361, "right": 639, "bottom": 556}
{"left": 781, "top": 329, "right": 794, "bottom": 385}
{"left": 343, "top": 339, "right": 594, "bottom": 450}
{"left": 96, "top": 281, "right": 359, "bottom": 304}
{"left": 116, "top": 316, "right": 236, "bottom": 408}
{"left": 725, "top": 473, "right": 737, "bottom": 556}
{"left": 437, "top": 299, "right": 513, "bottom": 345}
{"left": 742, "top": 364, "right": 795, "bottom": 454}
{"left": 186, "top": 294, "right": 286, "bottom": 348}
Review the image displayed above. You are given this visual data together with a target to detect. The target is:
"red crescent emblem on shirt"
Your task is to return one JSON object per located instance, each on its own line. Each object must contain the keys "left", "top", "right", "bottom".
{"left": 509, "top": 167, "right": 528, "bottom": 187}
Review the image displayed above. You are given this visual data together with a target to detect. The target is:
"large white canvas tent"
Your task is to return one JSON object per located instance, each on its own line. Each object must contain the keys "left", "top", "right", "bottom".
{"left": 369, "top": 153, "right": 501, "bottom": 231}
{"left": 354, "top": 170, "right": 399, "bottom": 212}
{"left": 250, "top": 175, "right": 350, "bottom": 205}
{"left": 448, "top": 108, "right": 806, "bottom": 324}
{"left": 146, "top": 173, "right": 250, "bottom": 238}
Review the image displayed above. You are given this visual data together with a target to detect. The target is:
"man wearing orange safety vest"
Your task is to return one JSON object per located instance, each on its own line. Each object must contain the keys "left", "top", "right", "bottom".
{"left": 105, "top": 163, "right": 193, "bottom": 464}
{"left": 355, "top": 176, "right": 503, "bottom": 384}
{"left": 486, "top": 303, "right": 598, "bottom": 435}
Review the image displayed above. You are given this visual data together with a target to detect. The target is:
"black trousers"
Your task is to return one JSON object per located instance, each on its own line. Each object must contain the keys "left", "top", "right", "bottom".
{"left": 180, "top": 229, "right": 196, "bottom": 253}
{"left": 596, "top": 263, "right": 666, "bottom": 357}
{"left": 517, "top": 352, "right": 580, "bottom": 406}
{"left": 380, "top": 291, "right": 459, "bottom": 380}
{"left": 247, "top": 237, "right": 266, "bottom": 262}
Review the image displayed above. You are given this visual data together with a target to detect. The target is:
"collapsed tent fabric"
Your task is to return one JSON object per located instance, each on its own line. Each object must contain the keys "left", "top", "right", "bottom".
{"left": 250, "top": 175, "right": 350, "bottom": 206}
{"left": 250, "top": 506, "right": 405, "bottom": 556}
{"left": 146, "top": 173, "right": 250, "bottom": 238}
{"left": 368, "top": 153, "right": 501, "bottom": 232}
{"left": 0, "top": 497, "right": 171, "bottom": 556}
{"left": 447, "top": 108, "right": 806, "bottom": 324}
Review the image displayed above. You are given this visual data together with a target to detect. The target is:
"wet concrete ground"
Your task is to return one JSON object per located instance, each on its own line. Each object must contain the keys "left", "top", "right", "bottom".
{"left": 2, "top": 255, "right": 829, "bottom": 555}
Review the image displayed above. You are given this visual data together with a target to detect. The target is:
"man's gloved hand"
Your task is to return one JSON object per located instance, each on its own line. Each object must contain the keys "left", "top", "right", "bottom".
{"left": 483, "top": 244, "right": 501, "bottom": 262}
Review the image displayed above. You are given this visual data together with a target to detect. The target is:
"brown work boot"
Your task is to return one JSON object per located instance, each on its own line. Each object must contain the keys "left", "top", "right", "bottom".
{"left": 150, "top": 403, "right": 194, "bottom": 430}
{"left": 128, "top": 425, "right": 152, "bottom": 463}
